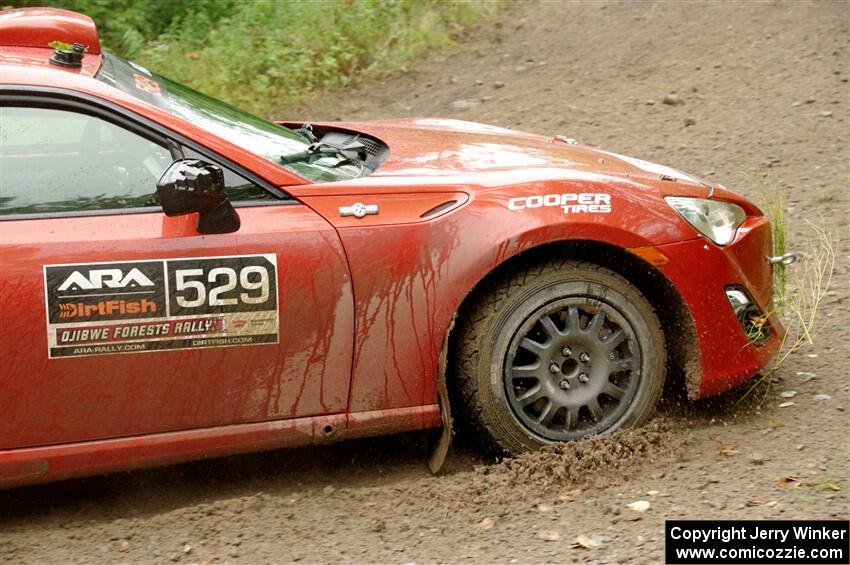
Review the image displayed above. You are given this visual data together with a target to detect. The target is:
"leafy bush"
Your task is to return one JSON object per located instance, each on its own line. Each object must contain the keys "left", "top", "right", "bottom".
{"left": 9, "top": 0, "right": 489, "bottom": 115}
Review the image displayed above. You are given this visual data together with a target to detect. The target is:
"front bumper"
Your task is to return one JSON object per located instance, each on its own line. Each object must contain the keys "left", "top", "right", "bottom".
{"left": 653, "top": 216, "right": 785, "bottom": 398}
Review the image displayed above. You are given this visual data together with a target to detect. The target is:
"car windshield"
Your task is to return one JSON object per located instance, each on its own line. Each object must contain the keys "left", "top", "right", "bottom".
{"left": 96, "top": 52, "right": 362, "bottom": 183}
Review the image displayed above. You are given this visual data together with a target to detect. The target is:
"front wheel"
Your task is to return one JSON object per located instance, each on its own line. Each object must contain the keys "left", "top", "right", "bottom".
{"left": 453, "top": 259, "right": 666, "bottom": 455}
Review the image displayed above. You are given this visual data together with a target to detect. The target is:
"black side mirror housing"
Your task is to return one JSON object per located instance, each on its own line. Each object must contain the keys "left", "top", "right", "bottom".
{"left": 156, "top": 159, "right": 240, "bottom": 234}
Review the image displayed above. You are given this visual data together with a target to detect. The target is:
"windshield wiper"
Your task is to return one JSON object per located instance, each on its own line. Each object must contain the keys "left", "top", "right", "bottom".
{"left": 279, "top": 139, "right": 367, "bottom": 166}
{"left": 295, "top": 123, "right": 319, "bottom": 144}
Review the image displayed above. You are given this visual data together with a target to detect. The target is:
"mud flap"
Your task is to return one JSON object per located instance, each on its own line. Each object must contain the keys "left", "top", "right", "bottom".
{"left": 428, "top": 317, "right": 455, "bottom": 474}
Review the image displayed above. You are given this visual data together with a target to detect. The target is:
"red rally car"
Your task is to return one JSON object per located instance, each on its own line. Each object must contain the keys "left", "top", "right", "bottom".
{"left": 0, "top": 8, "right": 786, "bottom": 488}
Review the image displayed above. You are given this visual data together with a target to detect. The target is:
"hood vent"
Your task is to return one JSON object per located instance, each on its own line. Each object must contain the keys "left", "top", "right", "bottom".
{"left": 360, "top": 138, "right": 382, "bottom": 156}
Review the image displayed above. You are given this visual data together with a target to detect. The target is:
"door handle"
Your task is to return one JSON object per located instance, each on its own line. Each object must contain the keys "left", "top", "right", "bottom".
{"left": 339, "top": 202, "right": 379, "bottom": 219}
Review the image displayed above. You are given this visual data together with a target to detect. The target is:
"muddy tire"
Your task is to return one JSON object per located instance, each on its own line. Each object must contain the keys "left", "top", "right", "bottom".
{"left": 453, "top": 259, "right": 666, "bottom": 455}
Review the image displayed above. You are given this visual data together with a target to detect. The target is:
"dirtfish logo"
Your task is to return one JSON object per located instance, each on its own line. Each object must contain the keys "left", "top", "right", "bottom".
{"left": 508, "top": 193, "right": 612, "bottom": 214}
{"left": 57, "top": 268, "right": 155, "bottom": 292}
{"left": 57, "top": 299, "right": 158, "bottom": 319}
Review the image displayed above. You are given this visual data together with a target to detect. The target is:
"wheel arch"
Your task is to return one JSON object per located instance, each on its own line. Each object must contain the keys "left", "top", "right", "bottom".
{"left": 447, "top": 238, "right": 702, "bottom": 399}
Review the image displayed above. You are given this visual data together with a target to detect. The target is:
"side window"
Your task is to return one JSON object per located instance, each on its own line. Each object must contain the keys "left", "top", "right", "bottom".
{"left": 182, "top": 147, "right": 273, "bottom": 202}
{"left": 0, "top": 106, "right": 172, "bottom": 215}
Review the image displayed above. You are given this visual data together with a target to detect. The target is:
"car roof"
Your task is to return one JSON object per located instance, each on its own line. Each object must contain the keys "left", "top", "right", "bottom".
{"left": 0, "top": 8, "right": 103, "bottom": 79}
{"left": 0, "top": 46, "right": 103, "bottom": 80}
{"left": 0, "top": 7, "right": 101, "bottom": 54}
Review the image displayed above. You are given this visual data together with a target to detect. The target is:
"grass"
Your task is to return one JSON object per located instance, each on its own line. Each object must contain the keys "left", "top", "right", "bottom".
{"left": 815, "top": 185, "right": 844, "bottom": 204}
{"left": 754, "top": 168, "right": 789, "bottom": 303}
{"left": 10, "top": 0, "right": 495, "bottom": 116}
{"left": 743, "top": 312, "right": 771, "bottom": 345}
{"left": 784, "top": 469, "right": 845, "bottom": 505}
{"left": 738, "top": 170, "right": 837, "bottom": 404}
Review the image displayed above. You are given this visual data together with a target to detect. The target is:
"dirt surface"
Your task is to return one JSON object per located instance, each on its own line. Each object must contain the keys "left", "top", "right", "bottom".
{"left": 1, "top": 1, "right": 848, "bottom": 563}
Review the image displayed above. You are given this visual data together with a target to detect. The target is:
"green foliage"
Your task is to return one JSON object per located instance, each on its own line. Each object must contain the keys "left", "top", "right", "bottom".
{"left": 753, "top": 168, "right": 788, "bottom": 302}
{"left": 12, "top": 0, "right": 237, "bottom": 58}
{"left": 48, "top": 40, "right": 73, "bottom": 51}
{"left": 10, "top": 0, "right": 490, "bottom": 115}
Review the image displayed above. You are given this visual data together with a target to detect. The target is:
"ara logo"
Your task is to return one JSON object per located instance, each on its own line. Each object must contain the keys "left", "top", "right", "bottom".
{"left": 57, "top": 268, "right": 156, "bottom": 292}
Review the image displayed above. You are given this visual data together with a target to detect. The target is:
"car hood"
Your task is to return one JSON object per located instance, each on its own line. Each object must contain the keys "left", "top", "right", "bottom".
{"left": 323, "top": 117, "right": 715, "bottom": 195}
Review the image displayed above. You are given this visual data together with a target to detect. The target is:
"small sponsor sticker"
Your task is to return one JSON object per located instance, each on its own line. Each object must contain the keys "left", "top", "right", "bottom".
{"left": 132, "top": 73, "right": 162, "bottom": 96}
{"left": 43, "top": 254, "right": 278, "bottom": 358}
{"left": 507, "top": 193, "right": 612, "bottom": 214}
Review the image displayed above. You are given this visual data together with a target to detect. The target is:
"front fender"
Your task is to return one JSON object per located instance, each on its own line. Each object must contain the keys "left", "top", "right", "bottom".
{"left": 326, "top": 177, "right": 697, "bottom": 414}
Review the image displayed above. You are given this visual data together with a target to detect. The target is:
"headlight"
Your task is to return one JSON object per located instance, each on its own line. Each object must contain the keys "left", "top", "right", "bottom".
{"left": 665, "top": 197, "right": 746, "bottom": 245}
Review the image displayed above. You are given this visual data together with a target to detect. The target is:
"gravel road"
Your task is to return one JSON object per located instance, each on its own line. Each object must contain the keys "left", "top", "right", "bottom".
{"left": 1, "top": 1, "right": 847, "bottom": 563}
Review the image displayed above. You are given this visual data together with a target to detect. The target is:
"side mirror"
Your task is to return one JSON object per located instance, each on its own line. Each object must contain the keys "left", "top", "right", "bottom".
{"left": 156, "top": 159, "right": 240, "bottom": 234}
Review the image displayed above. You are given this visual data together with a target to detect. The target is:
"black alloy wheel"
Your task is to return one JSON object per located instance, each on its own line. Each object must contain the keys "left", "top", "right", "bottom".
{"left": 452, "top": 259, "right": 666, "bottom": 455}
{"left": 504, "top": 298, "right": 641, "bottom": 441}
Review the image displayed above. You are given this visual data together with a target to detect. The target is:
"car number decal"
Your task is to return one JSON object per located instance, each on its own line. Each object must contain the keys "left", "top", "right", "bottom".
{"left": 43, "top": 254, "right": 279, "bottom": 358}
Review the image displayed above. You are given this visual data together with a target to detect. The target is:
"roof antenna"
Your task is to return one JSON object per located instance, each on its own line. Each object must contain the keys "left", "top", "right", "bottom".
{"left": 49, "top": 41, "right": 87, "bottom": 68}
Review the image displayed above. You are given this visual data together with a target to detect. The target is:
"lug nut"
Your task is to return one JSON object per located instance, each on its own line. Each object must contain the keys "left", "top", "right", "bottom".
{"left": 549, "top": 363, "right": 560, "bottom": 373}
{"left": 559, "top": 379, "right": 570, "bottom": 390}
{"left": 578, "top": 373, "right": 589, "bottom": 383}
{"left": 562, "top": 347, "right": 572, "bottom": 356}
{"left": 579, "top": 352, "right": 590, "bottom": 362}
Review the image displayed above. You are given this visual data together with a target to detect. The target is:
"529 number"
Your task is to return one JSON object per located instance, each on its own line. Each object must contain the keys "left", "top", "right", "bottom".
{"left": 174, "top": 266, "right": 270, "bottom": 308}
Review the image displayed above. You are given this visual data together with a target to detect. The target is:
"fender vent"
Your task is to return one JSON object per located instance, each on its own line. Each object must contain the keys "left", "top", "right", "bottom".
{"left": 420, "top": 200, "right": 458, "bottom": 218}
{"left": 318, "top": 131, "right": 388, "bottom": 174}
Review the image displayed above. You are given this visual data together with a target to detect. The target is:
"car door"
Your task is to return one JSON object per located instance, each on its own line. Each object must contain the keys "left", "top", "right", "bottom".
{"left": 0, "top": 99, "right": 354, "bottom": 449}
